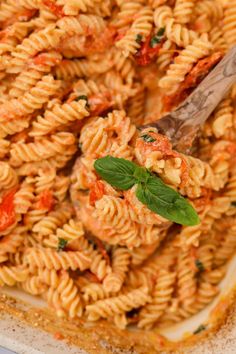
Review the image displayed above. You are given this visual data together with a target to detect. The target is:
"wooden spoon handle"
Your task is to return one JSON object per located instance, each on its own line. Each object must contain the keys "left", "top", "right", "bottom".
{"left": 144, "top": 46, "right": 236, "bottom": 152}
{"left": 172, "top": 45, "right": 236, "bottom": 128}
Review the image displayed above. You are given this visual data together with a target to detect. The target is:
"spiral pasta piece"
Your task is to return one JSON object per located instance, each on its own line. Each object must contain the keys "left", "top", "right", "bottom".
{"left": 158, "top": 38, "right": 212, "bottom": 91}
{"left": 86, "top": 286, "right": 151, "bottom": 322}
{"left": 43, "top": 219, "right": 84, "bottom": 248}
{"left": 177, "top": 250, "right": 197, "bottom": 313}
{"left": 71, "top": 236, "right": 111, "bottom": 280}
{"left": 30, "top": 99, "right": 89, "bottom": 137}
{"left": 8, "top": 25, "right": 65, "bottom": 73}
{"left": 113, "top": 0, "right": 145, "bottom": 28}
{"left": 154, "top": 6, "right": 198, "bottom": 47}
{"left": 24, "top": 247, "right": 91, "bottom": 271}
{"left": 57, "top": 14, "right": 106, "bottom": 35}
{"left": 0, "top": 162, "right": 18, "bottom": 191}
{"left": 209, "top": 25, "right": 227, "bottom": 52}
{"left": 0, "top": 75, "right": 61, "bottom": 124}
{"left": 223, "top": 0, "right": 236, "bottom": 48}
{"left": 37, "top": 268, "right": 60, "bottom": 288}
{"left": 129, "top": 241, "right": 160, "bottom": 266}
{"left": 173, "top": 0, "right": 196, "bottom": 24}
{"left": 10, "top": 132, "right": 76, "bottom": 166}
{"left": 82, "top": 283, "right": 112, "bottom": 303}
{"left": 116, "top": 7, "right": 153, "bottom": 57}
{"left": 214, "top": 226, "right": 236, "bottom": 266}
{"left": 57, "top": 0, "right": 102, "bottom": 15}
{"left": 138, "top": 270, "right": 176, "bottom": 329}
{"left": 194, "top": 0, "right": 223, "bottom": 24}
{"left": 32, "top": 203, "right": 72, "bottom": 235}
{"left": 156, "top": 39, "right": 176, "bottom": 71}
{"left": 225, "top": 172, "right": 236, "bottom": 202}
{"left": 127, "top": 85, "right": 146, "bottom": 125}
{"left": 9, "top": 51, "right": 62, "bottom": 98}
{"left": 0, "top": 266, "right": 28, "bottom": 287}
{"left": 0, "top": 226, "right": 26, "bottom": 254}
{"left": 14, "top": 179, "right": 35, "bottom": 214}
{"left": 212, "top": 97, "right": 234, "bottom": 138}
{"left": 48, "top": 271, "right": 83, "bottom": 318}
{"left": 20, "top": 275, "right": 47, "bottom": 295}
{"left": 103, "top": 248, "right": 131, "bottom": 292}
{"left": 0, "top": 139, "right": 10, "bottom": 158}
{"left": 55, "top": 57, "right": 112, "bottom": 79}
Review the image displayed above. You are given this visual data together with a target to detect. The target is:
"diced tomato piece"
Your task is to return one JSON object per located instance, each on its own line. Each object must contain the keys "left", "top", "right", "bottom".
{"left": 137, "top": 131, "right": 174, "bottom": 156}
{"left": 83, "top": 270, "right": 100, "bottom": 283}
{"left": 84, "top": 26, "right": 117, "bottom": 54}
{"left": 37, "top": 189, "right": 55, "bottom": 211}
{"left": 88, "top": 93, "right": 112, "bottom": 116}
{"left": 32, "top": 53, "right": 61, "bottom": 66}
{"left": 0, "top": 187, "right": 18, "bottom": 232}
{"left": 42, "top": 0, "right": 65, "bottom": 17}
{"left": 163, "top": 52, "right": 223, "bottom": 112}
{"left": 135, "top": 35, "right": 163, "bottom": 66}
{"left": 89, "top": 181, "right": 105, "bottom": 206}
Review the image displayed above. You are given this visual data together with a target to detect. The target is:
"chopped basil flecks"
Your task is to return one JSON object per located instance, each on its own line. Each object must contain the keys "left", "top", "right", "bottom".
{"left": 57, "top": 238, "right": 68, "bottom": 252}
{"left": 150, "top": 36, "right": 161, "bottom": 47}
{"left": 94, "top": 156, "right": 200, "bottom": 226}
{"left": 157, "top": 27, "right": 165, "bottom": 37}
{"left": 195, "top": 259, "right": 205, "bottom": 272}
{"left": 141, "top": 134, "right": 156, "bottom": 143}
{"left": 150, "top": 27, "right": 165, "bottom": 48}
{"left": 136, "top": 34, "right": 143, "bottom": 44}
{"left": 76, "top": 95, "right": 90, "bottom": 108}
{"left": 193, "top": 324, "right": 206, "bottom": 335}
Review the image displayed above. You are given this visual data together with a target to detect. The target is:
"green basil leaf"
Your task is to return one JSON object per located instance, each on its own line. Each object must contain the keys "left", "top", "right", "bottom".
{"left": 150, "top": 27, "right": 165, "bottom": 47}
{"left": 133, "top": 166, "right": 150, "bottom": 184}
{"left": 195, "top": 259, "right": 205, "bottom": 272}
{"left": 76, "top": 95, "right": 90, "bottom": 108}
{"left": 57, "top": 238, "right": 68, "bottom": 252}
{"left": 193, "top": 324, "right": 206, "bottom": 335}
{"left": 136, "top": 176, "right": 200, "bottom": 226}
{"left": 141, "top": 134, "right": 156, "bottom": 143}
{"left": 150, "top": 36, "right": 161, "bottom": 47}
{"left": 135, "top": 34, "right": 142, "bottom": 44}
{"left": 157, "top": 27, "right": 165, "bottom": 37}
{"left": 94, "top": 156, "right": 137, "bottom": 190}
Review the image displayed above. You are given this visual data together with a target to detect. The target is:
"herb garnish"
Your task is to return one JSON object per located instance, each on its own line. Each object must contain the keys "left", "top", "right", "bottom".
{"left": 193, "top": 324, "right": 206, "bottom": 335}
{"left": 150, "top": 27, "right": 165, "bottom": 48}
{"left": 76, "top": 95, "right": 90, "bottom": 108}
{"left": 141, "top": 134, "right": 156, "bottom": 143}
{"left": 94, "top": 156, "right": 200, "bottom": 226}
{"left": 136, "top": 34, "right": 142, "bottom": 44}
{"left": 195, "top": 259, "right": 205, "bottom": 272}
{"left": 57, "top": 238, "right": 68, "bottom": 251}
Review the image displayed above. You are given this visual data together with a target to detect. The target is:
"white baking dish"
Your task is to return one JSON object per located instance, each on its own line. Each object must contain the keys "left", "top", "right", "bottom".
{"left": 1, "top": 251, "right": 236, "bottom": 353}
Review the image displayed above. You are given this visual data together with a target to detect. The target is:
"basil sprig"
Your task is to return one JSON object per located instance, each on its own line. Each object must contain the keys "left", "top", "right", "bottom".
{"left": 94, "top": 156, "right": 200, "bottom": 226}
